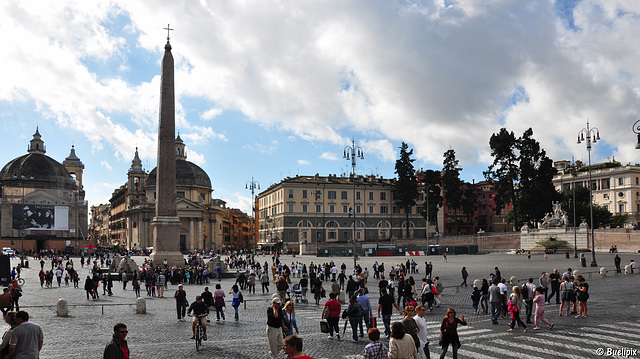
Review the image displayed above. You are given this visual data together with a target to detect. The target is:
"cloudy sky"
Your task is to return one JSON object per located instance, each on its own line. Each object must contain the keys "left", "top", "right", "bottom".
{"left": 1, "top": 0, "right": 640, "bottom": 215}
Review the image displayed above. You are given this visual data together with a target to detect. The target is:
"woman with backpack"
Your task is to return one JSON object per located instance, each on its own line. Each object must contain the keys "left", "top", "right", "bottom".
{"left": 344, "top": 295, "right": 364, "bottom": 343}
{"left": 507, "top": 286, "right": 528, "bottom": 333}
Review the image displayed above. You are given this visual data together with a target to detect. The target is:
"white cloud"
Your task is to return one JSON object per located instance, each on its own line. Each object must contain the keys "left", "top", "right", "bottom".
{"left": 360, "top": 139, "right": 396, "bottom": 163}
{"left": 181, "top": 127, "right": 227, "bottom": 145}
{"left": 243, "top": 140, "right": 279, "bottom": 155}
{"left": 320, "top": 152, "right": 339, "bottom": 161}
{"left": 297, "top": 159, "right": 310, "bottom": 165}
{"left": 222, "top": 192, "right": 253, "bottom": 216}
{"left": 201, "top": 108, "right": 223, "bottom": 120}
{"left": 187, "top": 150, "right": 206, "bottom": 166}
{"left": 100, "top": 160, "right": 112, "bottom": 171}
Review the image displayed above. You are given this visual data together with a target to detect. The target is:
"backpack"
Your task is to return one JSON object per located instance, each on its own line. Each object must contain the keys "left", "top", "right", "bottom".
{"left": 521, "top": 284, "right": 529, "bottom": 300}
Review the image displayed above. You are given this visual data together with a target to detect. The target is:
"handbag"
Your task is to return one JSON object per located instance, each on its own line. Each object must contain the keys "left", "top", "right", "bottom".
{"left": 320, "top": 320, "right": 330, "bottom": 333}
{"left": 322, "top": 309, "right": 329, "bottom": 319}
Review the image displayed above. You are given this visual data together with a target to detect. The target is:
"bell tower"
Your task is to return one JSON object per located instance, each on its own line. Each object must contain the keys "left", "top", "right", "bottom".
{"left": 63, "top": 145, "right": 85, "bottom": 199}
{"left": 127, "top": 147, "right": 146, "bottom": 194}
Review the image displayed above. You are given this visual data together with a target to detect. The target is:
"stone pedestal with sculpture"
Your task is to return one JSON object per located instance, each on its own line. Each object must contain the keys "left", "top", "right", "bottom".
{"left": 520, "top": 202, "right": 588, "bottom": 250}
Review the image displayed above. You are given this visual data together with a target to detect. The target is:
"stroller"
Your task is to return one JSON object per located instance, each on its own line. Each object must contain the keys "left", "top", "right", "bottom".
{"left": 292, "top": 284, "right": 307, "bottom": 304}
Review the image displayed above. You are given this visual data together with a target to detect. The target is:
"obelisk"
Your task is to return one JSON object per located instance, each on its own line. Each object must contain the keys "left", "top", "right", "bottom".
{"left": 150, "top": 26, "right": 184, "bottom": 267}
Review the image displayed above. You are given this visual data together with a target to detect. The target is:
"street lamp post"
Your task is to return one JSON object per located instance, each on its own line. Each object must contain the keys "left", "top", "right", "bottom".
{"left": 344, "top": 139, "right": 364, "bottom": 269}
{"left": 577, "top": 120, "right": 600, "bottom": 267}
{"left": 424, "top": 185, "right": 431, "bottom": 256}
{"left": 246, "top": 177, "right": 260, "bottom": 250}
{"left": 20, "top": 176, "right": 25, "bottom": 267}
{"left": 570, "top": 158, "right": 578, "bottom": 259}
{"left": 633, "top": 119, "right": 640, "bottom": 149}
{"left": 312, "top": 189, "right": 322, "bottom": 254}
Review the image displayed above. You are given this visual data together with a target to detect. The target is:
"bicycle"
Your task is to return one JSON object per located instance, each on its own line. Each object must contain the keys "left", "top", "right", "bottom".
{"left": 17, "top": 278, "right": 25, "bottom": 286}
{"left": 192, "top": 314, "right": 207, "bottom": 351}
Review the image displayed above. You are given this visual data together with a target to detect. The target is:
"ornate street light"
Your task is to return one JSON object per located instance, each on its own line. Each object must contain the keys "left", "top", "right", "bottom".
{"left": 633, "top": 119, "right": 640, "bottom": 149}
{"left": 245, "top": 177, "right": 260, "bottom": 250}
{"left": 577, "top": 120, "right": 600, "bottom": 267}
{"left": 344, "top": 139, "right": 364, "bottom": 269}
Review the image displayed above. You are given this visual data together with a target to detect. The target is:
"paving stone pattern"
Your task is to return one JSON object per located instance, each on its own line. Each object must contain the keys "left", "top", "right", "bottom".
{"left": 9, "top": 251, "right": 640, "bottom": 358}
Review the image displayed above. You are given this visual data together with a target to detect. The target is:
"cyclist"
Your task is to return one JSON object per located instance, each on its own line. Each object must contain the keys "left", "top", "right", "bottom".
{"left": 187, "top": 296, "right": 209, "bottom": 340}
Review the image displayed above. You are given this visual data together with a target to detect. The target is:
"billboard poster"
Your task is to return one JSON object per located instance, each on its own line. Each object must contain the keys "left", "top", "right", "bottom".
{"left": 12, "top": 205, "right": 69, "bottom": 231}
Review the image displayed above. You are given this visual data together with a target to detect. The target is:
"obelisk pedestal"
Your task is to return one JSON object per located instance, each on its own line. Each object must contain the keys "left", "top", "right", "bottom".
{"left": 149, "top": 31, "right": 184, "bottom": 268}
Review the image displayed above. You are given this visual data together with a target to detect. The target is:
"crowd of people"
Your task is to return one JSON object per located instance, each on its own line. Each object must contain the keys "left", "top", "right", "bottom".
{"left": 0, "top": 248, "right": 611, "bottom": 359}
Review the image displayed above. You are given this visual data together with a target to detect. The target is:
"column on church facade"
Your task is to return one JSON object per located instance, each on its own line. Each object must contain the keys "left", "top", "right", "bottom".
{"left": 189, "top": 217, "right": 195, "bottom": 251}
{"left": 197, "top": 218, "right": 203, "bottom": 251}
{"left": 209, "top": 219, "right": 215, "bottom": 252}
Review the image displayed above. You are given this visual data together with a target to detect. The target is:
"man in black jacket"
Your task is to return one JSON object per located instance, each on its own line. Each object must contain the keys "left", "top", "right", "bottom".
{"left": 103, "top": 323, "right": 129, "bottom": 359}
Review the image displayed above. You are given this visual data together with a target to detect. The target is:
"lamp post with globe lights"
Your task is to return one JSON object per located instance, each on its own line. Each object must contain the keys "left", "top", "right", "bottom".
{"left": 577, "top": 120, "right": 600, "bottom": 267}
{"left": 246, "top": 177, "right": 260, "bottom": 249}
{"left": 343, "top": 139, "right": 363, "bottom": 269}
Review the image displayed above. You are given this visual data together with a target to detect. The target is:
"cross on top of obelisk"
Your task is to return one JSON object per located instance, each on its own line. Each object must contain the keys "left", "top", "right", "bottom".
{"left": 163, "top": 24, "right": 174, "bottom": 40}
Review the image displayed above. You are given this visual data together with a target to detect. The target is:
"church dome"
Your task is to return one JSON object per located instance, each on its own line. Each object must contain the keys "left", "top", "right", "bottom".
{"left": 0, "top": 153, "right": 77, "bottom": 189}
{"left": 146, "top": 159, "right": 211, "bottom": 189}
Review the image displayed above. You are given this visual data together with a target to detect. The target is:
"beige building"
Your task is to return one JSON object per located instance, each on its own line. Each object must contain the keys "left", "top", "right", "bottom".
{"left": 553, "top": 160, "right": 640, "bottom": 227}
{"left": 0, "top": 128, "right": 88, "bottom": 253}
{"left": 257, "top": 174, "right": 432, "bottom": 254}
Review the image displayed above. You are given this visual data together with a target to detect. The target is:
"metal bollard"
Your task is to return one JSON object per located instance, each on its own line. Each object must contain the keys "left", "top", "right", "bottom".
{"left": 136, "top": 297, "right": 146, "bottom": 314}
{"left": 57, "top": 298, "right": 68, "bottom": 317}
{"left": 599, "top": 267, "right": 607, "bottom": 277}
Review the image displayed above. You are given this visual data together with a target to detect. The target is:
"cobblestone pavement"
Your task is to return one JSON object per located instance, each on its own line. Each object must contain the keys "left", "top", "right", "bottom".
{"left": 9, "top": 251, "right": 640, "bottom": 358}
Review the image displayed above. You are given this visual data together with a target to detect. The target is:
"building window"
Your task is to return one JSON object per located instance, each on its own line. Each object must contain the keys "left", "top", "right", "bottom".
{"left": 380, "top": 205, "right": 388, "bottom": 214}
{"left": 341, "top": 191, "right": 348, "bottom": 200}
{"left": 393, "top": 206, "right": 400, "bottom": 214}
{"left": 316, "top": 204, "right": 321, "bottom": 213}
{"left": 302, "top": 190, "right": 308, "bottom": 198}
{"left": 619, "top": 203, "right": 625, "bottom": 213}
{"left": 417, "top": 206, "right": 423, "bottom": 214}
{"left": 618, "top": 177, "right": 624, "bottom": 186}
{"left": 342, "top": 205, "right": 349, "bottom": 213}
{"left": 368, "top": 205, "right": 374, "bottom": 214}
{"left": 636, "top": 177, "right": 639, "bottom": 185}
{"left": 328, "top": 191, "right": 336, "bottom": 199}
{"left": 369, "top": 192, "right": 374, "bottom": 201}
{"left": 329, "top": 205, "right": 335, "bottom": 213}
{"left": 603, "top": 193, "right": 609, "bottom": 199}
{"left": 356, "top": 191, "right": 361, "bottom": 200}
{"left": 356, "top": 205, "right": 361, "bottom": 214}
{"left": 177, "top": 191, "right": 185, "bottom": 198}
{"left": 328, "top": 231, "right": 337, "bottom": 240}
{"left": 288, "top": 189, "right": 294, "bottom": 199}
{"left": 380, "top": 192, "right": 386, "bottom": 201}
{"left": 288, "top": 204, "right": 294, "bottom": 212}
{"left": 302, "top": 204, "right": 308, "bottom": 213}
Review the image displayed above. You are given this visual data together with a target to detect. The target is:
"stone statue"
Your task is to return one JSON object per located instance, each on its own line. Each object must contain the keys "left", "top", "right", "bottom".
{"left": 541, "top": 201, "right": 568, "bottom": 228}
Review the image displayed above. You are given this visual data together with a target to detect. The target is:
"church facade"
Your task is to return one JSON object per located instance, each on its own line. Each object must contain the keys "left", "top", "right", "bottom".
{"left": 0, "top": 128, "right": 88, "bottom": 253}
{"left": 105, "top": 136, "right": 252, "bottom": 252}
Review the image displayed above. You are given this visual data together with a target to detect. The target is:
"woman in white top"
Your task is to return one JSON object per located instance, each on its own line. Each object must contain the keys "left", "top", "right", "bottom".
{"left": 388, "top": 321, "right": 417, "bottom": 359}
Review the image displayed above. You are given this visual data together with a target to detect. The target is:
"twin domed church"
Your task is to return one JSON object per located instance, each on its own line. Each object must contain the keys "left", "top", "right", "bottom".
{"left": 0, "top": 128, "right": 251, "bottom": 254}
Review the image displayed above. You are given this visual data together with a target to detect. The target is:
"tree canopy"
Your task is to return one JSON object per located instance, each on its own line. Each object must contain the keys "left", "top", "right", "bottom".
{"left": 484, "top": 127, "right": 558, "bottom": 228}
{"left": 394, "top": 142, "right": 418, "bottom": 239}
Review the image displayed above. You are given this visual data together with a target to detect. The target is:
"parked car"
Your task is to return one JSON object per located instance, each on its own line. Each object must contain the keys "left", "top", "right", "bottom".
{"left": 2, "top": 248, "right": 15, "bottom": 256}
